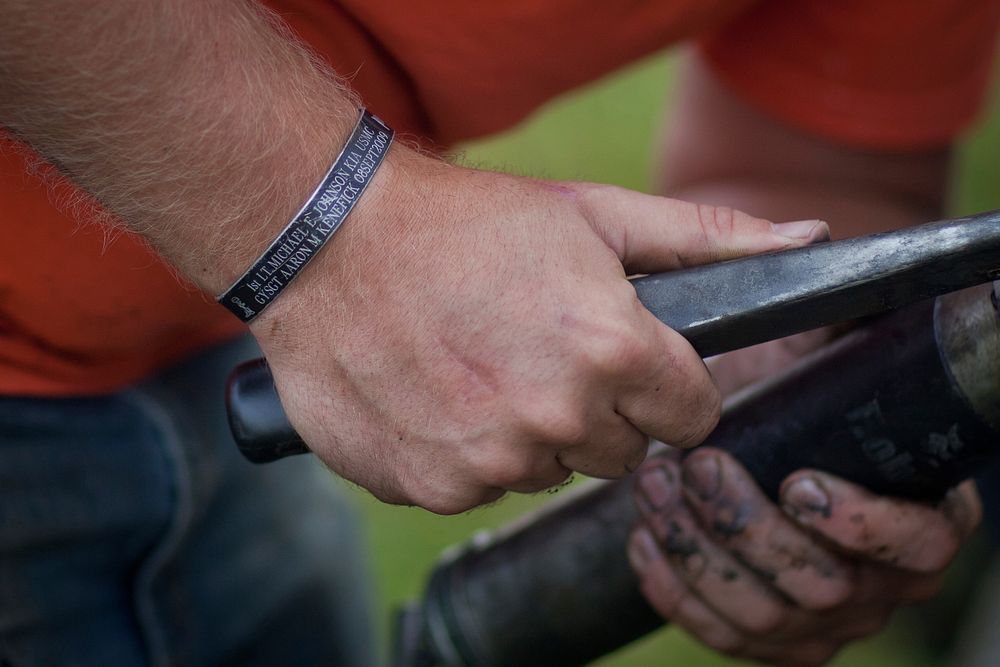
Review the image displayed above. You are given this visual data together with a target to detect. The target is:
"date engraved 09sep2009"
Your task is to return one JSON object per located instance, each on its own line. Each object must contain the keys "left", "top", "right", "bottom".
{"left": 219, "top": 110, "right": 394, "bottom": 322}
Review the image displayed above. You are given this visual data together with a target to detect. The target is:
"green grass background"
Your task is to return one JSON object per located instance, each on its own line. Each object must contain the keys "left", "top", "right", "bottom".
{"left": 347, "top": 51, "right": 1000, "bottom": 666}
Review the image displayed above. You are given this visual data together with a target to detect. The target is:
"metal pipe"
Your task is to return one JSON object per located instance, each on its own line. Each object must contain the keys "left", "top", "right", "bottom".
{"left": 226, "top": 213, "right": 1000, "bottom": 463}
{"left": 396, "top": 282, "right": 1000, "bottom": 667}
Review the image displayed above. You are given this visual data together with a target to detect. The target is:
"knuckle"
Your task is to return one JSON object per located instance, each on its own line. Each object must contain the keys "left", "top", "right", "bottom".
{"left": 418, "top": 492, "right": 478, "bottom": 516}
{"left": 584, "top": 323, "right": 652, "bottom": 376}
{"left": 541, "top": 466, "right": 575, "bottom": 490}
{"left": 670, "top": 390, "right": 722, "bottom": 448}
{"left": 624, "top": 443, "right": 649, "bottom": 475}
{"left": 395, "top": 468, "right": 480, "bottom": 515}
{"left": 575, "top": 181, "right": 615, "bottom": 210}
{"left": 696, "top": 203, "right": 737, "bottom": 243}
{"left": 531, "top": 410, "right": 590, "bottom": 448}
{"left": 513, "top": 393, "right": 590, "bottom": 447}
{"left": 475, "top": 452, "right": 538, "bottom": 488}
{"left": 366, "top": 484, "right": 411, "bottom": 508}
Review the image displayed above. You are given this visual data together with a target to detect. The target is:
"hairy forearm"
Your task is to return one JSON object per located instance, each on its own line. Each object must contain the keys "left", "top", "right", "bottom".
{"left": 0, "top": 0, "right": 364, "bottom": 291}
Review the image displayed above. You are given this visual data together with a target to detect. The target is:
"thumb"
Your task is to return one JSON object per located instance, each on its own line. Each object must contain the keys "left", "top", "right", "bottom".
{"left": 580, "top": 186, "right": 829, "bottom": 273}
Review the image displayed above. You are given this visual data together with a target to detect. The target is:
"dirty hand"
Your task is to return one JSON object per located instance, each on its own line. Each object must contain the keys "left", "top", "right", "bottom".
{"left": 628, "top": 451, "right": 980, "bottom": 667}
{"left": 251, "top": 149, "right": 826, "bottom": 514}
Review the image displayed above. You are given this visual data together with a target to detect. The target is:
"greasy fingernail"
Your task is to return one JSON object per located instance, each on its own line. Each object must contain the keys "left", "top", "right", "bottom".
{"left": 628, "top": 528, "right": 660, "bottom": 572}
{"left": 683, "top": 455, "right": 721, "bottom": 501}
{"left": 638, "top": 466, "right": 675, "bottom": 510}
{"left": 773, "top": 219, "right": 829, "bottom": 242}
{"left": 665, "top": 520, "right": 707, "bottom": 576}
{"left": 783, "top": 476, "right": 831, "bottom": 519}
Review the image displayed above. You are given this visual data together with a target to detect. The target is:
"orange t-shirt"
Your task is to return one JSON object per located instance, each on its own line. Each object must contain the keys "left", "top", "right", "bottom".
{"left": 2, "top": 0, "right": 998, "bottom": 396}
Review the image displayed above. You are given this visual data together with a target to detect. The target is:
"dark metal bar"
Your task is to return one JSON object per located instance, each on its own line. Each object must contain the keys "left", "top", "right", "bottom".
{"left": 226, "top": 212, "right": 1000, "bottom": 463}
{"left": 401, "top": 282, "right": 1000, "bottom": 667}
{"left": 633, "top": 211, "right": 1000, "bottom": 356}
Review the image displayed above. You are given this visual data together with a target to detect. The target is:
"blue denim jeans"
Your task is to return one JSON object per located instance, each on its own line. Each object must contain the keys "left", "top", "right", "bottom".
{"left": 0, "top": 336, "right": 376, "bottom": 666}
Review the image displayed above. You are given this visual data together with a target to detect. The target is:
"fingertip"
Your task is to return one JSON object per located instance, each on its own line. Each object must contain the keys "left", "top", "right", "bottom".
{"left": 780, "top": 473, "right": 833, "bottom": 524}
{"left": 693, "top": 447, "right": 754, "bottom": 489}
{"left": 810, "top": 220, "right": 831, "bottom": 242}
{"left": 628, "top": 527, "right": 662, "bottom": 574}
{"left": 635, "top": 458, "right": 681, "bottom": 514}
{"left": 772, "top": 219, "right": 829, "bottom": 243}
{"left": 681, "top": 449, "right": 723, "bottom": 501}
{"left": 780, "top": 472, "right": 968, "bottom": 572}
{"left": 944, "top": 480, "right": 983, "bottom": 539}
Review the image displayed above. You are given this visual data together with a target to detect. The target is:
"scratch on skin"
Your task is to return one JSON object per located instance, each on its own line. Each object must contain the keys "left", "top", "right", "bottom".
{"left": 537, "top": 181, "right": 579, "bottom": 200}
{"left": 437, "top": 334, "right": 500, "bottom": 396}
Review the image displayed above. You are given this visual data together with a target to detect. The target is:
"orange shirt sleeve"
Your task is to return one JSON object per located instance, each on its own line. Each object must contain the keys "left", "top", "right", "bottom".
{"left": 269, "top": 0, "right": 755, "bottom": 145}
{"left": 701, "top": 0, "right": 1000, "bottom": 150}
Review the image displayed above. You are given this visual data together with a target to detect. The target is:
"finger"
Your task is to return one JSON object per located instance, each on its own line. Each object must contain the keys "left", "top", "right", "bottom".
{"left": 849, "top": 562, "right": 945, "bottom": 606}
{"left": 503, "top": 361, "right": 648, "bottom": 482}
{"left": 463, "top": 439, "right": 575, "bottom": 493}
{"left": 628, "top": 527, "right": 747, "bottom": 655}
{"left": 634, "top": 460, "right": 791, "bottom": 634}
{"left": 554, "top": 411, "right": 650, "bottom": 479}
{"left": 943, "top": 480, "right": 983, "bottom": 540}
{"left": 384, "top": 441, "right": 508, "bottom": 514}
{"left": 501, "top": 465, "right": 574, "bottom": 494}
{"left": 822, "top": 600, "right": 893, "bottom": 642}
{"left": 581, "top": 186, "right": 829, "bottom": 273}
{"left": 614, "top": 308, "right": 722, "bottom": 449}
{"left": 386, "top": 470, "right": 506, "bottom": 515}
{"left": 680, "top": 449, "right": 854, "bottom": 611}
{"left": 780, "top": 471, "right": 971, "bottom": 573}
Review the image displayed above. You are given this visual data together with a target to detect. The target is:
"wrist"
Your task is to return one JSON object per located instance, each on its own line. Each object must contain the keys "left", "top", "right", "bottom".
{"left": 216, "top": 110, "right": 395, "bottom": 321}
{"left": 193, "top": 108, "right": 362, "bottom": 295}
{"left": 246, "top": 139, "right": 435, "bottom": 344}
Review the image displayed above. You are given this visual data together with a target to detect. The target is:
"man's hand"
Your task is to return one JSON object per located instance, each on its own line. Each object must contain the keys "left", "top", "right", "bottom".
{"left": 624, "top": 44, "right": 969, "bottom": 667}
{"left": 0, "top": 0, "right": 826, "bottom": 514}
{"left": 250, "top": 151, "right": 826, "bottom": 514}
{"left": 628, "top": 452, "right": 981, "bottom": 667}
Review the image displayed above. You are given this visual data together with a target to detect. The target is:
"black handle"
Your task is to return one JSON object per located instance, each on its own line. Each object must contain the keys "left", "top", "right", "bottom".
{"left": 226, "top": 213, "right": 1000, "bottom": 463}
{"left": 226, "top": 359, "right": 308, "bottom": 463}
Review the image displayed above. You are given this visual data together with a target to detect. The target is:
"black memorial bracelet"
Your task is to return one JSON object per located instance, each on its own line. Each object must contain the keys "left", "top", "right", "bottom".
{"left": 218, "top": 109, "right": 394, "bottom": 322}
